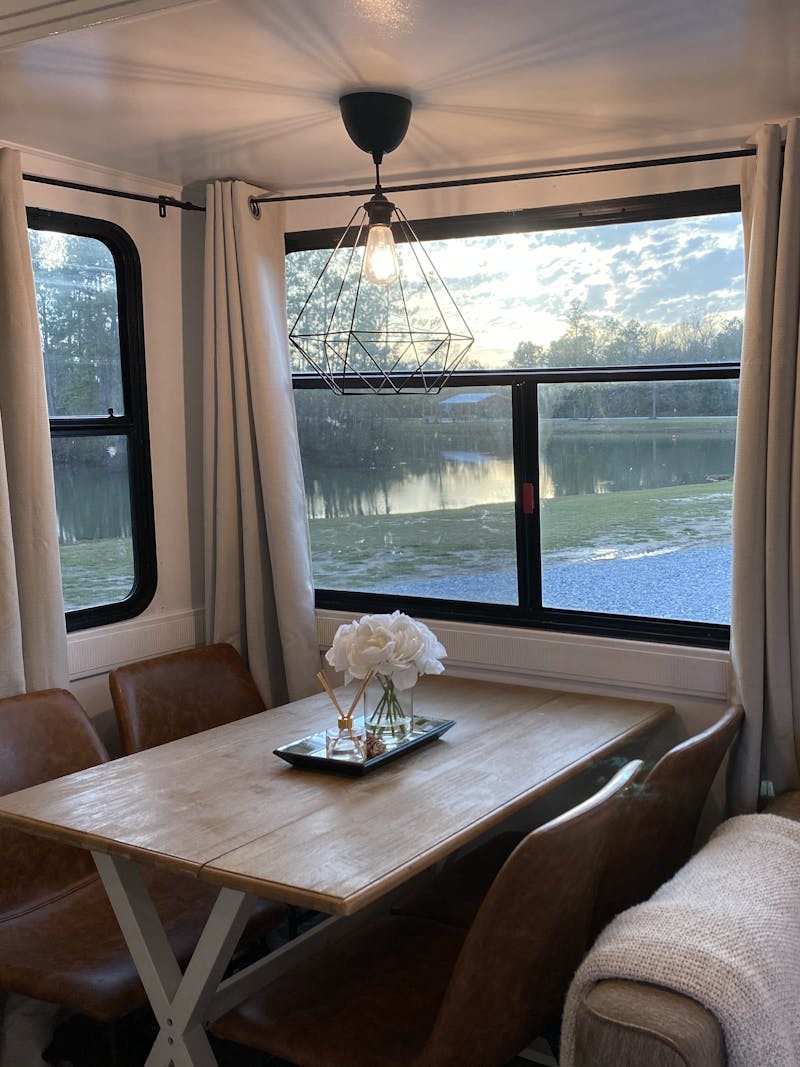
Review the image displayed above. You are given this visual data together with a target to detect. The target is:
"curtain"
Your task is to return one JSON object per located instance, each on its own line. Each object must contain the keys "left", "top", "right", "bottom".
{"left": 0, "top": 148, "right": 68, "bottom": 698}
{"left": 203, "top": 180, "right": 321, "bottom": 706}
{"left": 729, "top": 119, "right": 800, "bottom": 812}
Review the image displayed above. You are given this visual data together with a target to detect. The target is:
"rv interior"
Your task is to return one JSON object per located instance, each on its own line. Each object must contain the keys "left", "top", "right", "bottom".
{"left": 2, "top": 0, "right": 800, "bottom": 1064}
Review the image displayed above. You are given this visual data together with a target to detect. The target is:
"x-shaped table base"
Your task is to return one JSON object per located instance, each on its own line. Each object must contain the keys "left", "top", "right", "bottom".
{"left": 92, "top": 852, "right": 348, "bottom": 1067}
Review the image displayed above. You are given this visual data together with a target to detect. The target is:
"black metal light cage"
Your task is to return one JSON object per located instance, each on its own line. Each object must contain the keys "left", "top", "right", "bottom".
{"left": 286, "top": 90, "right": 475, "bottom": 395}
{"left": 288, "top": 198, "right": 474, "bottom": 395}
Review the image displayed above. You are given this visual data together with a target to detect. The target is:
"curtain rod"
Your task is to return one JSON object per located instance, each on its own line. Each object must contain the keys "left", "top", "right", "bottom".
{"left": 21, "top": 144, "right": 756, "bottom": 216}
{"left": 251, "top": 148, "right": 755, "bottom": 209}
{"left": 21, "top": 173, "right": 205, "bottom": 216}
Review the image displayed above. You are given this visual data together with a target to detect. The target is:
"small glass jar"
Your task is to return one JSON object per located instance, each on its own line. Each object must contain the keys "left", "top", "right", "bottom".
{"left": 326, "top": 716, "right": 365, "bottom": 760}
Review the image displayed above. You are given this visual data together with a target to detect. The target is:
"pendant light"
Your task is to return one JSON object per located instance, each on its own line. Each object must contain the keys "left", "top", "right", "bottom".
{"left": 288, "top": 90, "right": 474, "bottom": 395}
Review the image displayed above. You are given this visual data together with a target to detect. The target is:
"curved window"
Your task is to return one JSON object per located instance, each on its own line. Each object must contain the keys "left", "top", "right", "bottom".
{"left": 27, "top": 209, "right": 156, "bottom": 631}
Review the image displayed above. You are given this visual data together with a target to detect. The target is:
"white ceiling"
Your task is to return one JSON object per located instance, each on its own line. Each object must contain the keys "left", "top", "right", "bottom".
{"left": 2, "top": 0, "right": 799, "bottom": 194}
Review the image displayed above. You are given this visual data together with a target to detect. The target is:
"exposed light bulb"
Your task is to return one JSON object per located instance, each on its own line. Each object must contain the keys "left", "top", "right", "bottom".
{"left": 364, "top": 223, "right": 399, "bottom": 285}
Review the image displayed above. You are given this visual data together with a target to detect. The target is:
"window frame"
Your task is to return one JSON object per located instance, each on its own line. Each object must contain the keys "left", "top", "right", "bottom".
{"left": 287, "top": 186, "right": 742, "bottom": 650}
{"left": 27, "top": 208, "right": 157, "bottom": 632}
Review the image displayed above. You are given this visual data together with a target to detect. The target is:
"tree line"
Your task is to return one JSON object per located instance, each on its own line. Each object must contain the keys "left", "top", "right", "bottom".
{"left": 293, "top": 299, "right": 742, "bottom": 456}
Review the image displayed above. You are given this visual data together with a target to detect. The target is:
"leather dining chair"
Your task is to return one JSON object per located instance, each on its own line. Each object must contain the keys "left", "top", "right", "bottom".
{"left": 0, "top": 688, "right": 288, "bottom": 1034}
{"left": 392, "top": 704, "right": 744, "bottom": 936}
{"left": 211, "top": 760, "right": 642, "bottom": 1067}
{"left": 590, "top": 702, "right": 743, "bottom": 933}
{"left": 109, "top": 641, "right": 265, "bottom": 754}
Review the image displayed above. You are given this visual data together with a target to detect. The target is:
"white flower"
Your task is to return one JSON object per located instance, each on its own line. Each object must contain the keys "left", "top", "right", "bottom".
{"left": 325, "top": 611, "right": 446, "bottom": 690}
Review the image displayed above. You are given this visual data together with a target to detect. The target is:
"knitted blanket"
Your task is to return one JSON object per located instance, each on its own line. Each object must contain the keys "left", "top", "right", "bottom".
{"left": 559, "top": 814, "right": 800, "bottom": 1067}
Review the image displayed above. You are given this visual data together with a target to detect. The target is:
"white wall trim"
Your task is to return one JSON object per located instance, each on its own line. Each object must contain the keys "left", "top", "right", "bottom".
{"left": 316, "top": 610, "right": 730, "bottom": 702}
{"left": 66, "top": 605, "right": 730, "bottom": 701}
{"left": 67, "top": 608, "right": 204, "bottom": 680}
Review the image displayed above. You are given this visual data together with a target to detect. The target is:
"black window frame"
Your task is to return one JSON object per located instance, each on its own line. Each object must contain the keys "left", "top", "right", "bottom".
{"left": 27, "top": 208, "right": 157, "bottom": 632}
{"left": 287, "top": 186, "right": 741, "bottom": 650}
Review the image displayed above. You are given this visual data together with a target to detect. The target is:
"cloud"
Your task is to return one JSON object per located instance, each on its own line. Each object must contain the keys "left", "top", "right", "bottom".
{"left": 424, "top": 211, "right": 745, "bottom": 360}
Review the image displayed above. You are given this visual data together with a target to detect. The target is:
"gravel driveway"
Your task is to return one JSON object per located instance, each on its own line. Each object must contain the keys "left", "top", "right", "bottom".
{"left": 380, "top": 544, "right": 732, "bottom": 625}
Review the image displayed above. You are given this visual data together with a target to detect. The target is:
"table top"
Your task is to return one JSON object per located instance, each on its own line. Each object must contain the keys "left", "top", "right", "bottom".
{"left": 0, "top": 676, "right": 672, "bottom": 915}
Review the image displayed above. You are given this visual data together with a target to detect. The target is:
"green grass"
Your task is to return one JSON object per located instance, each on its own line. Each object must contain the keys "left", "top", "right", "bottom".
{"left": 55, "top": 479, "right": 734, "bottom": 604}
{"left": 539, "top": 481, "right": 732, "bottom": 555}
{"left": 540, "top": 415, "right": 737, "bottom": 437}
{"left": 309, "top": 480, "right": 732, "bottom": 587}
{"left": 59, "top": 537, "right": 133, "bottom": 611}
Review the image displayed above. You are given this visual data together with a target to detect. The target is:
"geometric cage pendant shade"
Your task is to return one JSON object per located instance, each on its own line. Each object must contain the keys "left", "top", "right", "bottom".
{"left": 288, "top": 90, "right": 474, "bottom": 395}
{"left": 288, "top": 199, "right": 474, "bottom": 395}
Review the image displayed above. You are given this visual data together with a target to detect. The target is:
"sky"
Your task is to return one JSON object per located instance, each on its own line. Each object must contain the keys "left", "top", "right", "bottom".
{"left": 421, "top": 211, "right": 746, "bottom": 365}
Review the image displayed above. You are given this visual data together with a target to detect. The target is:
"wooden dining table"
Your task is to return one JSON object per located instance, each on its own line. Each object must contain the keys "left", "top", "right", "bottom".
{"left": 0, "top": 674, "right": 673, "bottom": 1067}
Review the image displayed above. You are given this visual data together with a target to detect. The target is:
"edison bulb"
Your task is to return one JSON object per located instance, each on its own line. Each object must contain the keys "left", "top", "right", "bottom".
{"left": 364, "top": 224, "right": 399, "bottom": 285}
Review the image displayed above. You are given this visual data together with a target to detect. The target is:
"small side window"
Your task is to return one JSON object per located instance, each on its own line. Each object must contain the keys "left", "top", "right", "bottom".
{"left": 27, "top": 209, "right": 156, "bottom": 631}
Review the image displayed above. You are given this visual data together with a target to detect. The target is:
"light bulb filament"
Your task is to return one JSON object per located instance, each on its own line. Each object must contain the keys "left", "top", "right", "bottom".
{"left": 364, "top": 223, "right": 399, "bottom": 285}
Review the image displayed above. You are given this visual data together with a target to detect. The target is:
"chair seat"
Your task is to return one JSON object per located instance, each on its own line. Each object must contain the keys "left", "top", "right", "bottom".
{"left": 213, "top": 915, "right": 466, "bottom": 1067}
{"left": 0, "top": 866, "right": 287, "bottom": 1020}
{"left": 392, "top": 831, "right": 523, "bottom": 928}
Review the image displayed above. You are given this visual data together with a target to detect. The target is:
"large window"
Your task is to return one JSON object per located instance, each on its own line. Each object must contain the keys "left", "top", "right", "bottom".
{"left": 287, "top": 188, "right": 743, "bottom": 647}
{"left": 27, "top": 210, "right": 156, "bottom": 631}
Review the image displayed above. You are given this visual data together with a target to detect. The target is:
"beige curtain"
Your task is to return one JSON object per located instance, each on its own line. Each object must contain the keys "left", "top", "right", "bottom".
{"left": 0, "top": 148, "right": 68, "bottom": 698}
{"left": 730, "top": 119, "right": 800, "bottom": 812}
{"left": 203, "top": 179, "right": 321, "bottom": 706}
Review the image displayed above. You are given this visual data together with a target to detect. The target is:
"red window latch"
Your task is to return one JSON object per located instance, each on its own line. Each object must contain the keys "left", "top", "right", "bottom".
{"left": 523, "top": 482, "right": 535, "bottom": 515}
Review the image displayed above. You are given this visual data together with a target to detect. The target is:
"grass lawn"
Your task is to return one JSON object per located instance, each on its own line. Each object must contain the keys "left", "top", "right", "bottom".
{"left": 59, "top": 537, "right": 133, "bottom": 611}
{"left": 55, "top": 480, "right": 734, "bottom": 605}
{"left": 309, "top": 480, "right": 732, "bottom": 587}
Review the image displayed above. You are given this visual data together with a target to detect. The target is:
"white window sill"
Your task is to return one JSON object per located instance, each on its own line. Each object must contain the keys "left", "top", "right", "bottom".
{"left": 67, "top": 605, "right": 730, "bottom": 703}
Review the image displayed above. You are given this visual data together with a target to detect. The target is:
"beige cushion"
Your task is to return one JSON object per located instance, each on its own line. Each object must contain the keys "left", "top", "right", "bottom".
{"left": 574, "top": 980, "right": 725, "bottom": 1067}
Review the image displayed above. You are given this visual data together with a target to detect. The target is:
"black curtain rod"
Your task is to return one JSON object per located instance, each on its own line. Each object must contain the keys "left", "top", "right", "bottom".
{"left": 21, "top": 145, "right": 756, "bottom": 215}
{"left": 251, "top": 147, "right": 755, "bottom": 207}
{"left": 22, "top": 172, "right": 205, "bottom": 216}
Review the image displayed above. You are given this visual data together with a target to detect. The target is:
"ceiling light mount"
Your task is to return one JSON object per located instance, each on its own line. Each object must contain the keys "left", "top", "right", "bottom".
{"left": 339, "top": 91, "right": 412, "bottom": 165}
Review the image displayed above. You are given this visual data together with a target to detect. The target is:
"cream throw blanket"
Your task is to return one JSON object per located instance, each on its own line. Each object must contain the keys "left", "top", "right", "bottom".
{"left": 560, "top": 814, "right": 800, "bottom": 1067}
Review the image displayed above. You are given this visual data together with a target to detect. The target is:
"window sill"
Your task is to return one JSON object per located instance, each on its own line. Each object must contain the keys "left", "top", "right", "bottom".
{"left": 315, "top": 609, "right": 730, "bottom": 702}
{"left": 66, "top": 605, "right": 730, "bottom": 704}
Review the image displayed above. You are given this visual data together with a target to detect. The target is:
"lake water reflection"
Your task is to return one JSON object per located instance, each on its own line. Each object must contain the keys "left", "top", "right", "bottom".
{"left": 306, "top": 450, "right": 516, "bottom": 518}
{"left": 303, "top": 422, "right": 736, "bottom": 519}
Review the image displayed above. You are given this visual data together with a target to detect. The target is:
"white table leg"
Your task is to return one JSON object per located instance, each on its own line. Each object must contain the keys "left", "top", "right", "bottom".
{"left": 92, "top": 851, "right": 257, "bottom": 1067}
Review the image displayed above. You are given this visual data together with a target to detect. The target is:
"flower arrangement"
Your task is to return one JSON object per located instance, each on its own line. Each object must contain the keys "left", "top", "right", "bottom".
{"left": 325, "top": 611, "right": 447, "bottom": 735}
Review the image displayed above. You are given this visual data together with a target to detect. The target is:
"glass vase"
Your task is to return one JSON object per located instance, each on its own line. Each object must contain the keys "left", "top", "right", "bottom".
{"left": 364, "top": 675, "right": 413, "bottom": 748}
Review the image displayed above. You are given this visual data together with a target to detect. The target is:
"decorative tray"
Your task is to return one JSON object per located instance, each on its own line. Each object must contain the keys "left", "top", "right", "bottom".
{"left": 273, "top": 716, "right": 455, "bottom": 777}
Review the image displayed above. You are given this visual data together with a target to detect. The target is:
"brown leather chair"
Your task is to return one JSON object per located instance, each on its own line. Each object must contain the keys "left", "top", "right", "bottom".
{"left": 0, "top": 688, "right": 287, "bottom": 1023}
{"left": 211, "top": 760, "right": 642, "bottom": 1067}
{"left": 591, "top": 702, "right": 743, "bottom": 933}
{"left": 393, "top": 704, "right": 744, "bottom": 935}
{"left": 109, "top": 642, "right": 265, "bottom": 754}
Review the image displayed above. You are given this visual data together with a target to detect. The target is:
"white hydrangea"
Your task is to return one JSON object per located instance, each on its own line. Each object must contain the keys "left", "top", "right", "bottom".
{"left": 325, "top": 611, "right": 446, "bottom": 691}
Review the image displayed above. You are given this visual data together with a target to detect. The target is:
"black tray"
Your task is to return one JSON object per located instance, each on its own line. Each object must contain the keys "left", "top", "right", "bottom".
{"left": 273, "top": 715, "right": 455, "bottom": 776}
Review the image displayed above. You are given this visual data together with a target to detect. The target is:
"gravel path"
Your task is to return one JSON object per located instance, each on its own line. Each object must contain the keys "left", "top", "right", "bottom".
{"left": 379, "top": 544, "right": 732, "bottom": 625}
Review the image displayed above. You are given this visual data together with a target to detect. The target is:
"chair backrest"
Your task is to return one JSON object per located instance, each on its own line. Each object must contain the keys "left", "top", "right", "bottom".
{"left": 418, "top": 759, "right": 643, "bottom": 1067}
{"left": 109, "top": 642, "right": 265, "bottom": 753}
{"left": 591, "top": 703, "right": 744, "bottom": 934}
{"left": 0, "top": 688, "right": 109, "bottom": 917}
